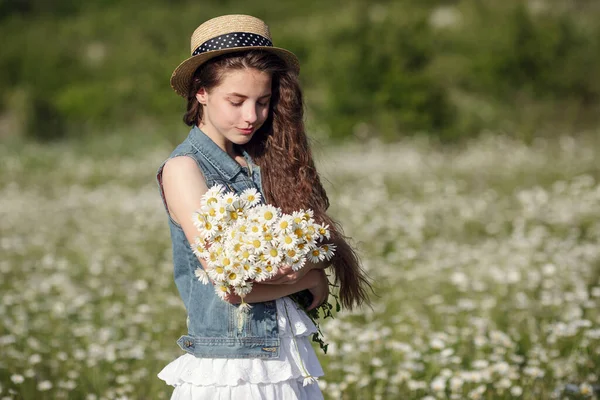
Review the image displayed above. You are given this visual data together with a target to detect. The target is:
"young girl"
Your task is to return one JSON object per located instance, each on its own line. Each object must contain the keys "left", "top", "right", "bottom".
{"left": 156, "top": 14, "right": 370, "bottom": 399}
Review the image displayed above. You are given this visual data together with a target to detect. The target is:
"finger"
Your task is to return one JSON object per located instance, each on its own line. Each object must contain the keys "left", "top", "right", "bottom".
{"left": 307, "top": 292, "right": 324, "bottom": 311}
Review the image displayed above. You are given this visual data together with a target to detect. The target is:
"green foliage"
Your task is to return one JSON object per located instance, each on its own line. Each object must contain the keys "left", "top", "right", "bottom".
{"left": 1, "top": 0, "right": 600, "bottom": 142}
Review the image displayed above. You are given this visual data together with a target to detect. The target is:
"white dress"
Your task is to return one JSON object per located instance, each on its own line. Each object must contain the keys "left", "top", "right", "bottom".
{"left": 157, "top": 297, "right": 324, "bottom": 399}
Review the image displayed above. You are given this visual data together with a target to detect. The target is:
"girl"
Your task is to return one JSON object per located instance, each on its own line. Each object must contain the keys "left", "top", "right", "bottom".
{"left": 156, "top": 14, "right": 370, "bottom": 399}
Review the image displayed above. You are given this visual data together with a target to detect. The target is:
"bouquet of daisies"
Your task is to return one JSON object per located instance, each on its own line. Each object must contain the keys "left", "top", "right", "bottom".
{"left": 191, "top": 184, "right": 336, "bottom": 311}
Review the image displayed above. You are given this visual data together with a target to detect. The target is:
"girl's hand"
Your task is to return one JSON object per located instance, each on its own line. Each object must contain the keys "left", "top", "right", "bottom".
{"left": 306, "top": 269, "right": 329, "bottom": 311}
{"left": 261, "top": 260, "right": 328, "bottom": 285}
{"left": 260, "top": 263, "right": 311, "bottom": 285}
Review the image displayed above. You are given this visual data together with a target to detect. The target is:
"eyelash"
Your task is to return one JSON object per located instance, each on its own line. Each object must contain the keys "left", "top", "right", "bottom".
{"left": 230, "top": 101, "right": 269, "bottom": 107}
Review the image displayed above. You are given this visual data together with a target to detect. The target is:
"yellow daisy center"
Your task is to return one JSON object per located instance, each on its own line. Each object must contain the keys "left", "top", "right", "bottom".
{"left": 264, "top": 233, "right": 273, "bottom": 241}
{"left": 215, "top": 267, "right": 224, "bottom": 274}
{"left": 205, "top": 222, "right": 212, "bottom": 230}
{"left": 207, "top": 197, "right": 217, "bottom": 205}
{"left": 270, "top": 248, "right": 278, "bottom": 257}
{"left": 223, "top": 258, "right": 231, "bottom": 266}
{"left": 228, "top": 272, "right": 237, "bottom": 280}
{"left": 312, "top": 249, "right": 320, "bottom": 257}
{"left": 247, "top": 195, "right": 255, "bottom": 202}
{"left": 252, "top": 239, "right": 261, "bottom": 248}
{"left": 264, "top": 211, "right": 274, "bottom": 220}
{"left": 284, "top": 236, "right": 293, "bottom": 244}
{"left": 287, "top": 249, "right": 296, "bottom": 258}
{"left": 279, "top": 220, "right": 289, "bottom": 229}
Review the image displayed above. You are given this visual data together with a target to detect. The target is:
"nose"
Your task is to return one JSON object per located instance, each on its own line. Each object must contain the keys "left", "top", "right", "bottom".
{"left": 243, "top": 103, "right": 258, "bottom": 124}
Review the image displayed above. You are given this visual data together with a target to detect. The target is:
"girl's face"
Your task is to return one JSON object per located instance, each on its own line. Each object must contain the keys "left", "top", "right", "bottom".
{"left": 196, "top": 68, "right": 272, "bottom": 152}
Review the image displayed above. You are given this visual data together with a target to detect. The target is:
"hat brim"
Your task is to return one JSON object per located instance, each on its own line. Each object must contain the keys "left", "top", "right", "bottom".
{"left": 170, "top": 47, "right": 300, "bottom": 97}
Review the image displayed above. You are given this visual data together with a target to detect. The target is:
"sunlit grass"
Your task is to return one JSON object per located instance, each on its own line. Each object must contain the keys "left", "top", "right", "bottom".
{"left": 1, "top": 133, "right": 599, "bottom": 399}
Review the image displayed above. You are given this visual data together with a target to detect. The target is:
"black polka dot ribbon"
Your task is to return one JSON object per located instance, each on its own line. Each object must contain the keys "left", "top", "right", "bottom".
{"left": 192, "top": 32, "right": 273, "bottom": 56}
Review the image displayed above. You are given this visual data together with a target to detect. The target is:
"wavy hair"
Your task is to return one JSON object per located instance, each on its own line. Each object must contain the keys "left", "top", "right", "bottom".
{"left": 184, "top": 51, "right": 371, "bottom": 309}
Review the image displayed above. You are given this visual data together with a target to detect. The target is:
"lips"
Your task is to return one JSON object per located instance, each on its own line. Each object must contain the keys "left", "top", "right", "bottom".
{"left": 237, "top": 127, "right": 254, "bottom": 135}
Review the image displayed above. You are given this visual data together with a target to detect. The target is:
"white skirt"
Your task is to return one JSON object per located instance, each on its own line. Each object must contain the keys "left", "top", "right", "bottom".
{"left": 158, "top": 297, "right": 324, "bottom": 400}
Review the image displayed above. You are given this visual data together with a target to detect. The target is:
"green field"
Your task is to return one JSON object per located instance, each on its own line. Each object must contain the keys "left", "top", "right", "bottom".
{"left": 1, "top": 132, "right": 600, "bottom": 399}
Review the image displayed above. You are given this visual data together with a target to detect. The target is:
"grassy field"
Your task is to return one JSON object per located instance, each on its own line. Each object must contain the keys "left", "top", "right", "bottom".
{"left": 1, "top": 132, "right": 599, "bottom": 399}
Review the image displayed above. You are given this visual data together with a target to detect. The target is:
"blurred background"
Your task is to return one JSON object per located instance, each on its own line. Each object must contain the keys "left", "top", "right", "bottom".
{"left": 1, "top": 0, "right": 600, "bottom": 144}
{"left": 2, "top": 1, "right": 600, "bottom": 399}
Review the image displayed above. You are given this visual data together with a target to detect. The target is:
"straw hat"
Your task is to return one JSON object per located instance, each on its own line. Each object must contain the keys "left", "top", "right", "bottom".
{"left": 170, "top": 14, "right": 300, "bottom": 97}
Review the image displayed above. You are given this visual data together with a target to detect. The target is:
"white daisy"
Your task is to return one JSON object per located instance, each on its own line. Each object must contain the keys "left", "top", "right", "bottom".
{"left": 291, "top": 210, "right": 305, "bottom": 225}
{"left": 274, "top": 215, "right": 294, "bottom": 235}
{"left": 191, "top": 210, "right": 207, "bottom": 230}
{"left": 261, "top": 229, "right": 278, "bottom": 246}
{"left": 237, "top": 248, "right": 256, "bottom": 264}
{"left": 293, "top": 226, "right": 306, "bottom": 239}
{"left": 240, "top": 188, "right": 262, "bottom": 207}
{"left": 263, "top": 262, "right": 278, "bottom": 279}
{"left": 193, "top": 215, "right": 219, "bottom": 239}
{"left": 225, "top": 208, "right": 241, "bottom": 223}
{"left": 215, "top": 284, "right": 230, "bottom": 300}
{"left": 301, "top": 209, "right": 314, "bottom": 222}
{"left": 203, "top": 204, "right": 218, "bottom": 218}
{"left": 256, "top": 204, "right": 280, "bottom": 225}
{"left": 213, "top": 202, "right": 229, "bottom": 221}
{"left": 246, "top": 221, "right": 263, "bottom": 237}
{"left": 253, "top": 265, "right": 270, "bottom": 282}
{"left": 307, "top": 247, "right": 324, "bottom": 263}
{"left": 320, "top": 243, "right": 336, "bottom": 261}
{"left": 207, "top": 265, "right": 227, "bottom": 281}
{"left": 205, "top": 247, "right": 221, "bottom": 268}
{"left": 222, "top": 192, "right": 239, "bottom": 209}
{"left": 190, "top": 238, "right": 209, "bottom": 259}
{"left": 247, "top": 237, "right": 267, "bottom": 253}
{"left": 202, "top": 184, "right": 225, "bottom": 206}
{"left": 315, "top": 223, "right": 331, "bottom": 240}
{"left": 225, "top": 269, "right": 244, "bottom": 287}
{"left": 279, "top": 233, "right": 298, "bottom": 250}
{"left": 284, "top": 247, "right": 301, "bottom": 263}
{"left": 264, "top": 246, "right": 283, "bottom": 265}
{"left": 194, "top": 268, "right": 210, "bottom": 285}
{"left": 234, "top": 280, "right": 253, "bottom": 297}
{"left": 290, "top": 256, "right": 307, "bottom": 271}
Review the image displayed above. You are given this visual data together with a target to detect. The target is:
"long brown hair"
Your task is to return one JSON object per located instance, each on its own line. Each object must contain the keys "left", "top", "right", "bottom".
{"left": 184, "top": 51, "right": 371, "bottom": 309}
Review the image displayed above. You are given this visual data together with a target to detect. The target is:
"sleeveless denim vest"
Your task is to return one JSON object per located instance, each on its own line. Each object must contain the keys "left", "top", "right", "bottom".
{"left": 156, "top": 126, "right": 280, "bottom": 359}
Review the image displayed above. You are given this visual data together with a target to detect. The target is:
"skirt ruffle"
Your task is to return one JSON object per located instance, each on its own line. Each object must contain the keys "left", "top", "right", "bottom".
{"left": 158, "top": 297, "right": 324, "bottom": 400}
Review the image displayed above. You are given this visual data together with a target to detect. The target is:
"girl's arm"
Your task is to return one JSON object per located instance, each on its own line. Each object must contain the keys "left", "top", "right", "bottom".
{"left": 161, "top": 155, "right": 211, "bottom": 253}
{"left": 225, "top": 269, "right": 329, "bottom": 310}
{"left": 161, "top": 157, "right": 329, "bottom": 310}
{"left": 260, "top": 260, "right": 328, "bottom": 285}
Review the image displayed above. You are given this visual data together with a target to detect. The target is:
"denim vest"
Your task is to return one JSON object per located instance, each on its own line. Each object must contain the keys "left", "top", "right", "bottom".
{"left": 156, "top": 126, "right": 280, "bottom": 359}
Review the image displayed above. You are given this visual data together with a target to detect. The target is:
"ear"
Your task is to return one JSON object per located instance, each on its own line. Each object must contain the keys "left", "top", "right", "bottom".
{"left": 195, "top": 87, "right": 208, "bottom": 105}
